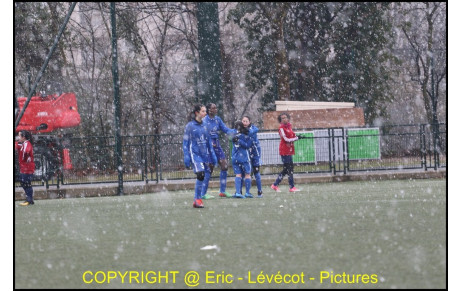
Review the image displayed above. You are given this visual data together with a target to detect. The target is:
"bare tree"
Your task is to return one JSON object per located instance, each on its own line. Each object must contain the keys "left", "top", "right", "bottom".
{"left": 258, "top": 2, "right": 291, "bottom": 101}
{"left": 113, "top": 3, "right": 170, "bottom": 134}
{"left": 62, "top": 2, "right": 115, "bottom": 137}
{"left": 401, "top": 2, "right": 446, "bottom": 126}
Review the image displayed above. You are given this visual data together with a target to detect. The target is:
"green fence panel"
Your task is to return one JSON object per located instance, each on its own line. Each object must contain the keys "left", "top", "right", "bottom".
{"left": 293, "top": 132, "right": 315, "bottom": 163}
{"left": 348, "top": 129, "right": 380, "bottom": 160}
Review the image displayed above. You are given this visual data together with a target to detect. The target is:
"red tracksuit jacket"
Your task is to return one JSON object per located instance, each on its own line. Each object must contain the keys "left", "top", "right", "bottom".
{"left": 278, "top": 122, "right": 297, "bottom": 156}
{"left": 15, "top": 140, "right": 35, "bottom": 174}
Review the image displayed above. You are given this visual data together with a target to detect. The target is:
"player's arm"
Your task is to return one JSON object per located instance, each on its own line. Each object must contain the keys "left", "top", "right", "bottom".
{"left": 279, "top": 128, "right": 298, "bottom": 142}
{"left": 238, "top": 135, "right": 253, "bottom": 149}
{"left": 207, "top": 132, "right": 217, "bottom": 165}
{"left": 249, "top": 125, "right": 259, "bottom": 135}
{"left": 182, "top": 125, "right": 192, "bottom": 168}
{"left": 218, "top": 117, "right": 237, "bottom": 135}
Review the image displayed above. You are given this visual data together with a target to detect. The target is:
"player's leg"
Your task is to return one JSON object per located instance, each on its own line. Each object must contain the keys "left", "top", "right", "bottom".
{"left": 214, "top": 143, "right": 231, "bottom": 197}
{"left": 271, "top": 155, "right": 288, "bottom": 192}
{"left": 285, "top": 155, "right": 295, "bottom": 189}
{"left": 252, "top": 155, "right": 262, "bottom": 195}
{"left": 202, "top": 163, "right": 214, "bottom": 199}
{"left": 232, "top": 160, "right": 244, "bottom": 198}
{"left": 243, "top": 162, "right": 253, "bottom": 198}
{"left": 19, "top": 173, "right": 34, "bottom": 206}
{"left": 192, "top": 160, "right": 205, "bottom": 208}
{"left": 219, "top": 158, "right": 229, "bottom": 193}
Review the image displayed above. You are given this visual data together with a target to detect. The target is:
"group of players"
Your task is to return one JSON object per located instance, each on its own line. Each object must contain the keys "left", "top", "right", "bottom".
{"left": 183, "top": 103, "right": 301, "bottom": 208}
{"left": 17, "top": 102, "right": 300, "bottom": 208}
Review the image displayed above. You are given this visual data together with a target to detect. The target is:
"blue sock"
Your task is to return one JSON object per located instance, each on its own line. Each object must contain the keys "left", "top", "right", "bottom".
{"left": 245, "top": 178, "right": 251, "bottom": 194}
{"left": 203, "top": 172, "right": 211, "bottom": 195}
{"left": 195, "top": 180, "right": 203, "bottom": 199}
{"left": 220, "top": 171, "right": 228, "bottom": 193}
{"left": 235, "top": 176, "right": 242, "bottom": 194}
{"left": 254, "top": 172, "right": 262, "bottom": 192}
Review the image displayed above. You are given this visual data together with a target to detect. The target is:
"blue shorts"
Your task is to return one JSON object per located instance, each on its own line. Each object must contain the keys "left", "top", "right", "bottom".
{"left": 192, "top": 161, "right": 212, "bottom": 174}
{"left": 211, "top": 139, "right": 226, "bottom": 161}
{"left": 232, "top": 160, "right": 252, "bottom": 175}
{"left": 250, "top": 155, "right": 261, "bottom": 167}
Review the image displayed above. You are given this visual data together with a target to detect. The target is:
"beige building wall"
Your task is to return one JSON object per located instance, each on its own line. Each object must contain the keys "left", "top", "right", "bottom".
{"left": 262, "top": 108, "right": 365, "bottom": 130}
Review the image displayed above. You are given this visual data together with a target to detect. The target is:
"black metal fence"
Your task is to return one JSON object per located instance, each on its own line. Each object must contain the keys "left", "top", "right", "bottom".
{"left": 14, "top": 123, "right": 446, "bottom": 188}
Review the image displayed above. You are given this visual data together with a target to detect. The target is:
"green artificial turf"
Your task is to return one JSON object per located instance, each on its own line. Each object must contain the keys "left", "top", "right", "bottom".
{"left": 15, "top": 178, "right": 446, "bottom": 289}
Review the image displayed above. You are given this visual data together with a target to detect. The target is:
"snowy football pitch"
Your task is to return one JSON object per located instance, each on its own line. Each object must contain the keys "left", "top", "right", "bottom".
{"left": 15, "top": 178, "right": 446, "bottom": 289}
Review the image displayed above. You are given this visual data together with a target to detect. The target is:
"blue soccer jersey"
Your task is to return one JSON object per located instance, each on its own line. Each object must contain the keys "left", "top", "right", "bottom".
{"left": 183, "top": 119, "right": 216, "bottom": 172}
{"left": 231, "top": 133, "right": 253, "bottom": 175}
{"left": 203, "top": 115, "right": 237, "bottom": 161}
{"left": 203, "top": 115, "right": 236, "bottom": 140}
{"left": 248, "top": 124, "right": 261, "bottom": 164}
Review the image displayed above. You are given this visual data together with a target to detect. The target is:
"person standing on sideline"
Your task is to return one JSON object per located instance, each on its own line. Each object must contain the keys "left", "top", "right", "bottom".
{"left": 242, "top": 116, "right": 263, "bottom": 197}
{"left": 271, "top": 113, "right": 301, "bottom": 193}
{"left": 231, "top": 121, "right": 254, "bottom": 198}
{"left": 15, "top": 130, "right": 36, "bottom": 206}
{"left": 183, "top": 104, "right": 217, "bottom": 208}
{"left": 202, "top": 103, "right": 236, "bottom": 199}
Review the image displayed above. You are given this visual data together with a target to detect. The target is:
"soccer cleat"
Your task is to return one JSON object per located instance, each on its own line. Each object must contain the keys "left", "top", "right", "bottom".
{"left": 233, "top": 193, "right": 245, "bottom": 199}
{"left": 193, "top": 199, "right": 204, "bottom": 208}
{"left": 19, "top": 201, "right": 34, "bottom": 206}
{"left": 244, "top": 193, "right": 254, "bottom": 198}
{"left": 219, "top": 192, "right": 232, "bottom": 198}
{"left": 271, "top": 184, "right": 281, "bottom": 192}
{"left": 257, "top": 190, "right": 263, "bottom": 198}
{"left": 289, "top": 187, "right": 300, "bottom": 192}
{"left": 202, "top": 193, "right": 215, "bottom": 200}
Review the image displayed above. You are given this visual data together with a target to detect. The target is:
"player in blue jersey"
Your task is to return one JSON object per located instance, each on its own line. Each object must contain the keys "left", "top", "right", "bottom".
{"left": 201, "top": 103, "right": 237, "bottom": 199}
{"left": 242, "top": 116, "right": 263, "bottom": 197}
{"left": 183, "top": 104, "right": 217, "bottom": 208}
{"left": 231, "top": 121, "right": 254, "bottom": 198}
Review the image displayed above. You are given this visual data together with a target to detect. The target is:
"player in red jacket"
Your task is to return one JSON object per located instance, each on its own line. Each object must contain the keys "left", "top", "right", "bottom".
{"left": 271, "top": 113, "right": 301, "bottom": 192}
{"left": 15, "top": 130, "right": 36, "bottom": 205}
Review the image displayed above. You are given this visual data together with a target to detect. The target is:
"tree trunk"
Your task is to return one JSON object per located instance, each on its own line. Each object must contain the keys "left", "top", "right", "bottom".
{"left": 220, "top": 40, "right": 237, "bottom": 127}
{"left": 273, "top": 17, "right": 290, "bottom": 101}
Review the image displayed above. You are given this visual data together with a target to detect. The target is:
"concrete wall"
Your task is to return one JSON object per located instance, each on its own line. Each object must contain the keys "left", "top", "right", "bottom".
{"left": 15, "top": 170, "right": 446, "bottom": 201}
{"left": 262, "top": 108, "right": 365, "bottom": 130}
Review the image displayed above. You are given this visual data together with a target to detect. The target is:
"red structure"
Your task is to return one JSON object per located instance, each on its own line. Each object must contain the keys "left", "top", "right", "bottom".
{"left": 15, "top": 92, "right": 81, "bottom": 179}
{"left": 62, "top": 148, "right": 73, "bottom": 170}
{"left": 16, "top": 92, "right": 81, "bottom": 133}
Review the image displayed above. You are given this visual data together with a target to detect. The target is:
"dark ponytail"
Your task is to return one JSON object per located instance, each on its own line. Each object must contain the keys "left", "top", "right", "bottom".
{"left": 234, "top": 120, "right": 244, "bottom": 132}
{"left": 20, "top": 130, "right": 34, "bottom": 145}
{"left": 189, "top": 104, "right": 204, "bottom": 121}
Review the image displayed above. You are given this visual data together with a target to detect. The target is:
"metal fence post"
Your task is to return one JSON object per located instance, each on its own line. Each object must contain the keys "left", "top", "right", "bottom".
{"left": 328, "top": 128, "right": 336, "bottom": 175}
{"left": 44, "top": 155, "right": 49, "bottom": 189}
{"left": 332, "top": 129, "right": 337, "bottom": 175}
{"left": 420, "top": 124, "right": 427, "bottom": 171}
{"left": 327, "top": 129, "right": 332, "bottom": 173}
{"left": 143, "top": 135, "right": 148, "bottom": 183}
{"left": 342, "top": 128, "right": 347, "bottom": 174}
{"left": 433, "top": 123, "right": 439, "bottom": 171}
{"left": 58, "top": 136, "right": 64, "bottom": 188}
{"left": 154, "top": 135, "right": 160, "bottom": 183}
